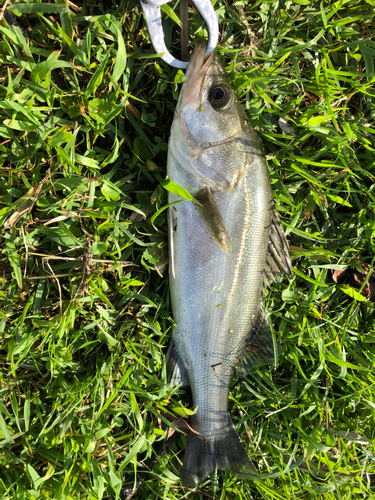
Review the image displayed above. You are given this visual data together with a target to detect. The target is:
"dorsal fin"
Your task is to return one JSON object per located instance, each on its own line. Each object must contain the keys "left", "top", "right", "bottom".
{"left": 264, "top": 207, "right": 292, "bottom": 288}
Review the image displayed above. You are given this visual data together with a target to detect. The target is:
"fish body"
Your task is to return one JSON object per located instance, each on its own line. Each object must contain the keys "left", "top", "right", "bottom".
{"left": 167, "top": 45, "right": 292, "bottom": 487}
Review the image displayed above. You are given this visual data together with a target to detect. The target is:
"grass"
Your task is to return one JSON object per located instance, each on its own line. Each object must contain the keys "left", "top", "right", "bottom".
{"left": 0, "top": 0, "right": 375, "bottom": 498}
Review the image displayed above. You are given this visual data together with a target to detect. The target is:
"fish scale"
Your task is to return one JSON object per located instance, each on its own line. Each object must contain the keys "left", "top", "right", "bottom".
{"left": 166, "top": 44, "right": 292, "bottom": 487}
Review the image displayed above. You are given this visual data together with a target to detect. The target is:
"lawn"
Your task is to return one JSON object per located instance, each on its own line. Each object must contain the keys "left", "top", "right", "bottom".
{"left": 0, "top": 0, "right": 375, "bottom": 498}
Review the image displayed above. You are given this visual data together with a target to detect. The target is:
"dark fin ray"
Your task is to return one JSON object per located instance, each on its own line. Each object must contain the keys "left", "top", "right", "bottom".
{"left": 195, "top": 187, "right": 232, "bottom": 253}
{"left": 182, "top": 413, "right": 258, "bottom": 488}
{"left": 236, "top": 308, "right": 280, "bottom": 375}
{"left": 264, "top": 207, "right": 292, "bottom": 287}
{"left": 262, "top": 273, "right": 271, "bottom": 290}
{"left": 166, "top": 339, "right": 189, "bottom": 387}
{"left": 269, "top": 240, "right": 289, "bottom": 274}
{"left": 265, "top": 255, "right": 278, "bottom": 279}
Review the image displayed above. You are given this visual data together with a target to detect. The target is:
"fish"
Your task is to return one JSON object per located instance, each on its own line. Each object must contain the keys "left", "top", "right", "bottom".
{"left": 166, "top": 44, "right": 292, "bottom": 488}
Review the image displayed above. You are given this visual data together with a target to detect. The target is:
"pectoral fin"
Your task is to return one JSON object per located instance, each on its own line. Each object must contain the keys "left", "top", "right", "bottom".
{"left": 195, "top": 188, "right": 232, "bottom": 253}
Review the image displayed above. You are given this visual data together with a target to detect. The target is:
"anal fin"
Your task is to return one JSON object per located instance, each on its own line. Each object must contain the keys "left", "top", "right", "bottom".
{"left": 236, "top": 308, "right": 280, "bottom": 376}
{"left": 166, "top": 339, "right": 190, "bottom": 387}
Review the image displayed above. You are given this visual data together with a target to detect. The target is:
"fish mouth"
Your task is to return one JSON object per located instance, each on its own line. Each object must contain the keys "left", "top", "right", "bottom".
{"left": 183, "top": 44, "right": 213, "bottom": 103}
{"left": 186, "top": 44, "right": 212, "bottom": 82}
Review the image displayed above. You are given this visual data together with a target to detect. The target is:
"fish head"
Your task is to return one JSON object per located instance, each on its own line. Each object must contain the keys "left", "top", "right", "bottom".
{"left": 171, "top": 44, "right": 257, "bottom": 191}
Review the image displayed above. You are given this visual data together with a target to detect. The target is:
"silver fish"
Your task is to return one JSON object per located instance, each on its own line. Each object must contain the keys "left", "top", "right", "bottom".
{"left": 166, "top": 44, "right": 292, "bottom": 488}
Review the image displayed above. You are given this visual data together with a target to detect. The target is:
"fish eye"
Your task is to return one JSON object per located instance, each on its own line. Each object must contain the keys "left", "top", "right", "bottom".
{"left": 209, "top": 84, "right": 231, "bottom": 109}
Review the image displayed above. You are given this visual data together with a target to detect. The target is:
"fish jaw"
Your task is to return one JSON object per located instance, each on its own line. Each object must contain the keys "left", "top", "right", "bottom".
{"left": 179, "top": 43, "right": 212, "bottom": 105}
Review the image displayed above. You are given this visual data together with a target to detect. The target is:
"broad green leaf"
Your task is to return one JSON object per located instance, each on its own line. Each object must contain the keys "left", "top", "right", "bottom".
{"left": 57, "top": 24, "right": 88, "bottom": 66}
{"left": 109, "top": 470, "right": 122, "bottom": 488}
{"left": 120, "top": 435, "right": 146, "bottom": 469}
{"left": 48, "top": 128, "right": 74, "bottom": 148}
{"left": 101, "top": 182, "right": 121, "bottom": 202}
{"left": 31, "top": 58, "right": 71, "bottom": 83}
{"left": 39, "top": 227, "right": 80, "bottom": 248}
{"left": 326, "top": 194, "right": 352, "bottom": 207}
{"left": 359, "top": 44, "right": 375, "bottom": 80}
{"left": 84, "top": 440, "right": 96, "bottom": 454}
{"left": 130, "top": 392, "right": 143, "bottom": 432}
{"left": 110, "top": 22, "right": 126, "bottom": 83}
{"left": 160, "top": 178, "right": 201, "bottom": 204}
{"left": 101, "top": 137, "right": 120, "bottom": 168}
{"left": 293, "top": 268, "right": 329, "bottom": 287}
{"left": 337, "top": 285, "right": 367, "bottom": 302}
{"left": 2, "top": 120, "right": 35, "bottom": 132}
{"left": 92, "top": 286, "right": 115, "bottom": 310}
{"left": 160, "top": 4, "right": 182, "bottom": 27}
{"left": 27, "top": 463, "right": 42, "bottom": 490}
{"left": 56, "top": 147, "right": 79, "bottom": 172}
{"left": 150, "top": 200, "right": 182, "bottom": 229}
{"left": 90, "top": 241, "right": 107, "bottom": 256}
{"left": 325, "top": 354, "right": 368, "bottom": 371}
{"left": 0, "top": 26, "right": 22, "bottom": 46}
{"left": 8, "top": 2, "right": 67, "bottom": 14}
{"left": 304, "top": 114, "right": 336, "bottom": 126}
{"left": 0, "top": 99, "right": 40, "bottom": 125}
{"left": 75, "top": 154, "right": 100, "bottom": 169}
{"left": 95, "top": 428, "right": 111, "bottom": 440}
{"left": 54, "top": 177, "right": 89, "bottom": 191}
{"left": 0, "top": 411, "right": 12, "bottom": 442}
{"left": 9, "top": 252, "right": 22, "bottom": 288}
{"left": 85, "top": 52, "right": 110, "bottom": 98}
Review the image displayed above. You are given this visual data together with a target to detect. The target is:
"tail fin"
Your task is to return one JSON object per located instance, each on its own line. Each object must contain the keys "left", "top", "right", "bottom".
{"left": 182, "top": 413, "right": 258, "bottom": 488}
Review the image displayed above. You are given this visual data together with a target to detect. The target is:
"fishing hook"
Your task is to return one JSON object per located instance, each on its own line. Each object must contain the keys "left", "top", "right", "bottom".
{"left": 140, "top": 0, "right": 219, "bottom": 69}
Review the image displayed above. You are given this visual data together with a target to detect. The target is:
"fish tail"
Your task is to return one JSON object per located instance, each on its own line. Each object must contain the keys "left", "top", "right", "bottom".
{"left": 182, "top": 413, "right": 258, "bottom": 488}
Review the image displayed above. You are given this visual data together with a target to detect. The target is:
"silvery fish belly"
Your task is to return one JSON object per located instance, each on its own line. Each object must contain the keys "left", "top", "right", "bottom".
{"left": 166, "top": 44, "right": 292, "bottom": 488}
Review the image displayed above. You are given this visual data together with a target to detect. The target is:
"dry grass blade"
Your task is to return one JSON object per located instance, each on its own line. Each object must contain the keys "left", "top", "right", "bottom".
{"left": 4, "top": 182, "right": 44, "bottom": 229}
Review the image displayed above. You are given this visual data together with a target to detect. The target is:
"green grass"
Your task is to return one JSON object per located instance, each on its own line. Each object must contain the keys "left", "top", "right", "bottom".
{"left": 1, "top": 0, "right": 375, "bottom": 498}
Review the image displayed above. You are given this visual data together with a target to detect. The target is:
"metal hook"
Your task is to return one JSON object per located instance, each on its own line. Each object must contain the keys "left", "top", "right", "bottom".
{"left": 140, "top": 0, "right": 219, "bottom": 69}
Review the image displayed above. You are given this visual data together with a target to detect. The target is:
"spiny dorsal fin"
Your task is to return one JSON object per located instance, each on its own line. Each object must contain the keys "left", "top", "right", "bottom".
{"left": 194, "top": 187, "right": 232, "bottom": 253}
{"left": 236, "top": 308, "right": 280, "bottom": 375}
{"left": 264, "top": 207, "right": 292, "bottom": 287}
